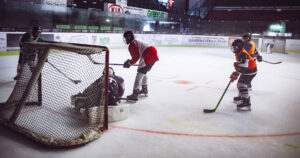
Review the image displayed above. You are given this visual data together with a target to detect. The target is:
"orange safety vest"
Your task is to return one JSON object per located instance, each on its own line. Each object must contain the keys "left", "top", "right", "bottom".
{"left": 235, "top": 49, "right": 257, "bottom": 70}
{"left": 247, "top": 41, "right": 256, "bottom": 56}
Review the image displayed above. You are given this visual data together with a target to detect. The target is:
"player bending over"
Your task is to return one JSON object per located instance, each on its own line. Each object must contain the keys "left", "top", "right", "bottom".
{"left": 230, "top": 39, "right": 257, "bottom": 111}
{"left": 123, "top": 31, "right": 159, "bottom": 101}
{"left": 14, "top": 26, "right": 43, "bottom": 80}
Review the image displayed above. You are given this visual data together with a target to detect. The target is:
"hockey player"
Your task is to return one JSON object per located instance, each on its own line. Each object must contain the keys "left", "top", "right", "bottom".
{"left": 242, "top": 33, "right": 262, "bottom": 90}
{"left": 71, "top": 67, "right": 125, "bottom": 111}
{"left": 242, "top": 33, "right": 262, "bottom": 62}
{"left": 123, "top": 31, "right": 159, "bottom": 101}
{"left": 230, "top": 39, "right": 257, "bottom": 111}
{"left": 14, "top": 26, "right": 43, "bottom": 80}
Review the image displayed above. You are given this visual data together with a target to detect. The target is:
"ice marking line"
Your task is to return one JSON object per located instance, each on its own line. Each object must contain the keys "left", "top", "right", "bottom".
{"left": 186, "top": 86, "right": 200, "bottom": 91}
{"left": 110, "top": 125, "right": 300, "bottom": 138}
{"left": 174, "top": 80, "right": 192, "bottom": 85}
{"left": 205, "top": 80, "right": 215, "bottom": 84}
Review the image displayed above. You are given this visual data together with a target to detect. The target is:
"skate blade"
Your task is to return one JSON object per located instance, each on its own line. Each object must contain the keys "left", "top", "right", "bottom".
{"left": 126, "top": 99, "right": 137, "bottom": 103}
{"left": 120, "top": 98, "right": 137, "bottom": 103}
{"left": 233, "top": 100, "right": 242, "bottom": 103}
{"left": 237, "top": 106, "right": 251, "bottom": 111}
{"left": 138, "top": 94, "right": 148, "bottom": 97}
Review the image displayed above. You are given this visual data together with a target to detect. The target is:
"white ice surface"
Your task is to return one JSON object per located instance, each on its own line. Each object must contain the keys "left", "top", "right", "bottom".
{"left": 0, "top": 47, "right": 299, "bottom": 158}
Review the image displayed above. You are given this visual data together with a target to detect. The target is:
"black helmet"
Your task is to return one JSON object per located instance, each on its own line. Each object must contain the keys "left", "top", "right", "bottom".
{"left": 123, "top": 31, "right": 134, "bottom": 44}
{"left": 242, "top": 33, "right": 251, "bottom": 40}
{"left": 32, "top": 25, "right": 42, "bottom": 33}
{"left": 231, "top": 39, "right": 244, "bottom": 53}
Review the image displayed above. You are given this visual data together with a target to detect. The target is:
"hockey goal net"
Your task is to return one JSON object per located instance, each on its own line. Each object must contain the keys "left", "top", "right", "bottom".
{"left": 0, "top": 41, "right": 109, "bottom": 147}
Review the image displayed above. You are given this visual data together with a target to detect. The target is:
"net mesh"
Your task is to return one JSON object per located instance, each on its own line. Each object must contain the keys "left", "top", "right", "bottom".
{"left": 0, "top": 42, "right": 108, "bottom": 147}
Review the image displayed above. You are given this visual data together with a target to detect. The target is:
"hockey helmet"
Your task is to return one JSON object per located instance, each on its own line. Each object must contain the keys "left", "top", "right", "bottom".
{"left": 231, "top": 39, "right": 244, "bottom": 53}
{"left": 108, "top": 67, "right": 115, "bottom": 75}
{"left": 32, "top": 26, "right": 42, "bottom": 33}
{"left": 123, "top": 31, "right": 134, "bottom": 44}
{"left": 242, "top": 33, "right": 251, "bottom": 41}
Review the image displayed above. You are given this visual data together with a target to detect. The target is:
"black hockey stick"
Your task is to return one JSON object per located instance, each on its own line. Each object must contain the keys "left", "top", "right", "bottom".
{"left": 262, "top": 60, "right": 282, "bottom": 64}
{"left": 87, "top": 55, "right": 138, "bottom": 66}
{"left": 47, "top": 61, "right": 81, "bottom": 84}
{"left": 110, "top": 63, "right": 138, "bottom": 66}
{"left": 203, "top": 80, "right": 232, "bottom": 113}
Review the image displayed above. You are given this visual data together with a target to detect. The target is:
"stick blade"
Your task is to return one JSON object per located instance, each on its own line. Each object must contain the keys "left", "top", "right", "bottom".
{"left": 203, "top": 109, "right": 216, "bottom": 113}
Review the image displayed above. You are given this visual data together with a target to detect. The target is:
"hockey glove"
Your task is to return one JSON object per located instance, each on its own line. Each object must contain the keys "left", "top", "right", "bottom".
{"left": 230, "top": 71, "right": 240, "bottom": 82}
{"left": 234, "top": 62, "right": 240, "bottom": 70}
{"left": 257, "top": 55, "right": 262, "bottom": 62}
{"left": 123, "top": 59, "right": 131, "bottom": 68}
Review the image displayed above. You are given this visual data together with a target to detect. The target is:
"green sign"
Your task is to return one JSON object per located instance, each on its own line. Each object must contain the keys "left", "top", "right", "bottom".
{"left": 269, "top": 22, "right": 286, "bottom": 33}
{"left": 56, "top": 25, "right": 70, "bottom": 29}
{"left": 147, "top": 10, "right": 165, "bottom": 18}
{"left": 74, "top": 25, "right": 87, "bottom": 29}
{"left": 88, "top": 26, "right": 99, "bottom": 30}
{"left": 100, "top": 26, "right": 111, "bottom": 31}
{"left": 113, "top": 27, "right": 123, "bottom": 31}
{"left": 99, "top": 37, "right": 110, "bottom": 45}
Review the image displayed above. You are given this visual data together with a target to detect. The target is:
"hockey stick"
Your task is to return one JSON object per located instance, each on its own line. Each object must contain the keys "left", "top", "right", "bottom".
{"left": 87, "top": 55, "right": 138, "bottom": 66}
{"left": 47, "top": 61, "right": 81, "bottom": 84}
{"left": 262, "top": 60, "right": 282, "bottom": 64}
{"left": 110, "top": 63, "right": 138, "bottom": 66}
{"left": 203, "top": 80, "right": 232, "bottom": 113}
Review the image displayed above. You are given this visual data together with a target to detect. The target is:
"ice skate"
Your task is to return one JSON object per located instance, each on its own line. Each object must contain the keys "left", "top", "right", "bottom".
{"left": 237, "top": 98, "right": 251, "bottom": 111}
{"left": 233, "top": 96, "right": 242, "bottom": 102}
{"left": 127, "top": 89, "right": 139, "bottom": 102}
{"left": 138, "top": 85, "right": 148, "bottom": 97}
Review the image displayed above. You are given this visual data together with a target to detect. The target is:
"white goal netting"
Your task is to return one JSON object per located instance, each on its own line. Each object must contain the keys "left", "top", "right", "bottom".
{"left": 0, "top": 41, "right": 109, "bottom": 147}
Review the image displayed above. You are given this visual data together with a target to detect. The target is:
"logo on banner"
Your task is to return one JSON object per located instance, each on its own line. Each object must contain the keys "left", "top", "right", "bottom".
{"left": 109, "top": 5, "right": 123, "bottom": 13}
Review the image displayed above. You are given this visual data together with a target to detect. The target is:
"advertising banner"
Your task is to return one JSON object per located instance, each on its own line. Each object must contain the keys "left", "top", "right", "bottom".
{"left": 105, "top": 3, "right": 168, "bottom": 19}
{"left": 0, "top": 33, "right": 7, "bottom": 52}
{"left": 182, "top": 35, "right": 228, "bottom": 47}
{"left": 42, "top": 0, "right": 67, "bottom": 6}
{"left": 286, "top": 39, "right": 300, "bottom": 51}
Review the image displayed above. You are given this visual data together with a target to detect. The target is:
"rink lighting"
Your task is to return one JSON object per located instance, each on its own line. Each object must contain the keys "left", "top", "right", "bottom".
{"left": 143, "top": 24, "right": 151, "bottom": 31}
{"left": 252, "top": 33, "right": 261, "bottom": 36}
{"left": 266, "top": 32, "right": 278, "bottom": 36}
{"left": 270, "top": 24, "right": 282, "bottom": 30}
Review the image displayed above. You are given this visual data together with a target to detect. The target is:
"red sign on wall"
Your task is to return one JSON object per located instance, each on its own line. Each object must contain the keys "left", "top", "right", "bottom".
{"left": 108, "top": 5, "right": 124, "bottom": 13}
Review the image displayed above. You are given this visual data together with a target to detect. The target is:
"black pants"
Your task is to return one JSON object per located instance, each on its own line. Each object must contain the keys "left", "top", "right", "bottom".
{"left": 238, "top": 74, "right": 256, "bottom": 85}
{"left": 237, "top": 74, "right": 256, "bottom": 98}
{"left": 137, "top": 63, "right": 155, "bottom": 74}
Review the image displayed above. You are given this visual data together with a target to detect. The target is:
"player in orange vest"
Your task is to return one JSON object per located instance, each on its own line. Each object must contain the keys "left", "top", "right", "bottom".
{"left": 230, "top": 39, "right": 257, "bottom": 111}
{"left": 242, "top": 33, "right": 263, "bottom": 62}
{"left": 242, "top": 33, "right": 262, "bottom": 90}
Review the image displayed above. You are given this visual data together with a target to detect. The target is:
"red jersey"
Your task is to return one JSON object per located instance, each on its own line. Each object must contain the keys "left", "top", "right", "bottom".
{"left": 128, "top": 39, "right": 159, "bottom": 68}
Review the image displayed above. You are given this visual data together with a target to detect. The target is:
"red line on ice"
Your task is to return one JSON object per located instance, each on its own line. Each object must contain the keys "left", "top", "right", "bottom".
{"left": 110, "top": 125, "right": 300, "bottom": 138}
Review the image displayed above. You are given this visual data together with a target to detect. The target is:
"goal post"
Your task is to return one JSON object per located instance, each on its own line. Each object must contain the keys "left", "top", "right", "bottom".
{"left": 0, "top": 41, "right": 109, "bottom": 147}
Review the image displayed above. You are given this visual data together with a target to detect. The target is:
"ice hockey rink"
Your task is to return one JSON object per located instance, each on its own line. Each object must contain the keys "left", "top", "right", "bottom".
{"left": 0, "top": 46, "right": 299, "bottom": 158}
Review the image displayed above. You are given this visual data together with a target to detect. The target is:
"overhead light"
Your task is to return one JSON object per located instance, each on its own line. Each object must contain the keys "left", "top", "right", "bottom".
{"left": 106, "top": 19, "right": 110, "bottom": 22}
{"left": 252, "top": 33, "right": 261, "bottom": 36}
